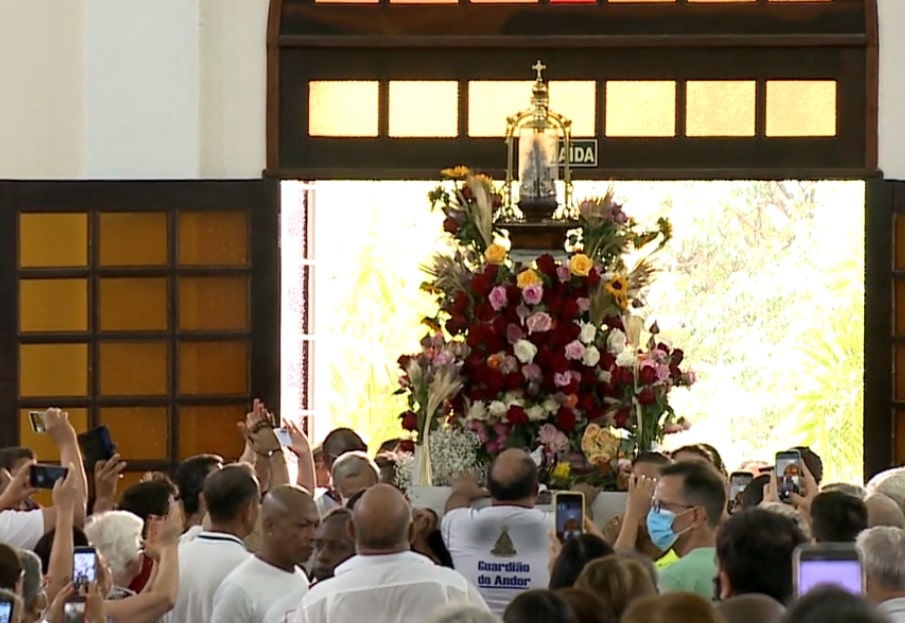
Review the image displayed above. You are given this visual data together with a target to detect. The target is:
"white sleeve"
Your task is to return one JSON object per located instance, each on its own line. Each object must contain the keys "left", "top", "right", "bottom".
{"left": 210, "top": 582, "right": 254, "bottom": 623}
{"left": 440, "top": 508, "right": 471, "bottom": 550}
{"left": 465, "top": 583, "right": 491, "bottom": 610}
{"left": 0, "top": 509, "right": 46, "bottom": 550}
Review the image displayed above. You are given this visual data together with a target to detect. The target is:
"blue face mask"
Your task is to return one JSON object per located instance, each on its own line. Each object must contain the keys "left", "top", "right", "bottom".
{"left": 646, "top": 507, "right": 682, "bottom": 551}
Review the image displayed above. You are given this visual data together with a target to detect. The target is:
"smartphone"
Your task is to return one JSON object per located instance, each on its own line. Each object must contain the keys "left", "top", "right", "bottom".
{"left": 794, "top": 543, "right": 863, "bottom": 597}
{"left": 28, "top": 410, "right": 46, "bottom": 434}
{"left": 72, "top": 546, "right": 98, "bottom": 588}
{"left": 63, "top": 601, "right": 84, "bottom": 623}
{"left": 29, "top": 463, "right": 68, "bottom": 489}
{"left": 775, "top": 450, "right": 802, "bottom": 503}
{"left": 77, "top": 425, "right": 116, "bottom": 467}
{"left": 728, "top": 471, "right": 754, "bottom": 514}
{"left": 274, "top": 428, "right": 292, "bottom": 447}
{"left": 554, "top": 491, "right": 585, "bottom": 543}
{"left": 0, "top": 599, "right": 12, "bottom": 623}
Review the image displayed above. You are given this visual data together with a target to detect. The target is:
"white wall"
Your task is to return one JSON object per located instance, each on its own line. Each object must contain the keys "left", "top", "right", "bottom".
{"left": 0, "top": 0, "right": 901, "bottom": 179}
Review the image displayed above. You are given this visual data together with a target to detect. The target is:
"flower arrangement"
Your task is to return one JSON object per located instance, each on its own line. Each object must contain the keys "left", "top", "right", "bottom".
{"left": 396, "top": 427, "right": 485, "bottom": 492}
{"left": 395, "top": 169, "right": 695, "bottom": 490}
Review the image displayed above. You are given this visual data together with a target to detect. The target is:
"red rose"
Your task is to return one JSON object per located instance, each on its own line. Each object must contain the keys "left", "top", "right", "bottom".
{"left": 556, "top": 407, "right": 577, "bottom": 432}
{"left": 638, "top": 387, "right": 656, "bottom": 405}
{"left": 618, "top": 367, "right": 635, "bottom": 386}
{"left": 656, "top": 342, "right": 671, "bottom": 355}
{"left": 399, "top": 439, "right": 415, "bottom": 453}
{"left": 397, "top": 355, "right": 412, "bottom": 370}
{"left": 504, "top": 372, "right": 523, "bottom": 391}
{"left": 672, "top": 349, "right": 685, "bottom": 366}
{"left": 561, "top": 298, "right": 580, "bottom": 320}
{"left": 638, "top": 366, "right": 657, "bottom": 385}
{"left": 587, "top": 269, "right": 601, "bottom": 288}
{"left": 600, "top": 352, "right": 616, "bottom": 370}
{"left": 474, "top": 302, "right": 495, "bottom": 322}
{"left": 483, "top": 264, "right": 499, "bottom": 281}
{"left": 486, "top": 370, "right": 505, "bottom": 394}
{"left": 443, "top": 217, "right": 459, "bottom": 234}
{"left": 470, "top": 273, "right": 493, "bottom": 297}
{"left": 506, "top": 405, "right": 528, "bottom": 425}
{"left": 579, "top": 394, "right": 596, "bottom": 413}
{"left": 613, "top": 408, "right": 630, "bottom": 427}
{"left": 604, "top": 316, "right": 625, "bottom": 331}
{"left": 400, "top": 411, "right": 418, "bottom": 431}
{"left": 446, "top": 315, "right": 467, "bottom": 336}
{"left": 536, "top": 254, "right": 557, "bottom": 276}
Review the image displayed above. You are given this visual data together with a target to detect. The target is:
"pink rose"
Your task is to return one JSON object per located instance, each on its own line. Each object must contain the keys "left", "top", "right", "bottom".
{"left": 526, "top": 312, "right": 553, "bottom": 334}
{"left": 489, "top": 286, "right": 508, "bottom": 311}
{"left": 521, "top": 363, "right": 542, "bottom": 381}
{"left": 538, "top": 423, "right": 557, "bottom": 444}
{"left": 564, "top": 340, "right": 585, "bottom": 361}
{"left": 554, "top": 372, "right": 572, "bottom": 388}
{"left": 522, "top": 283, "right": 544, "bottom": 305}
{"left": 556, "top": 264, "right": 571, "bottom": 282}
{"left": 507, "top": 324, "right": 525, "bottom": 345}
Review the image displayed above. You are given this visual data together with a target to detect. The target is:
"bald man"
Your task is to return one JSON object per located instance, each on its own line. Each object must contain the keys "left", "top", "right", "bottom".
{"left": 866, "top": 494, "right": 905, "bottom": 529}
{"left": 212, "top": 485, "right": 317, "bottom": 623}
{"left": 441, "top": 448, "right": 553, "bottom": 615}
{"left": 294, "top": 485, "right": 487, "bottom": 623}
{"left": 716, "top": 594, "right": 785, "bottom": 623}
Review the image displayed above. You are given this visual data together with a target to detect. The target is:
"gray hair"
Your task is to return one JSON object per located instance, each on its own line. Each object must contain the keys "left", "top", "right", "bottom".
{"left": 331, "top": 451, "right": 379, "bottom": 484}
{"left": 857, "top": 526, "right": 905, "bottom": 590}
{"left": 427, "top": 605, "right": 502, "bottom": 623}
{"left": 866, "top": 468, "right": 905, "bottom": 514}
{"left": 17, "top": 549, "right": 43, "bottom": 611}
{"left": 760, "top": 502, "right": 812, "bottom": 540}
{"left": 865, "top": 494, "right": 905, "bottom": 529}
{"left": 84, "top": 511, "right": 143, "bottom": 584}
{"left": 822, "top": 482, "right": 868, "bottom": 500}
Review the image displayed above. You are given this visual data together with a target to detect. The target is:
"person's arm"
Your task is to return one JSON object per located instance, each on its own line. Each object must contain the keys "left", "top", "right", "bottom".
{"left": 444, "top": 474, "right": 487, "bottom": 513}
{"left": 45, "top": 468, "right": 78, "bottom": 604}
{"left": 92, "top": 455, "right": 127, "bottom": 515}
{"left": 44, "top": 408, "right": 88, "bottom": 526}
{"left": 288, "top": 420, "right": 316, "bottom": 493}
{"left": 614, "top": 475, "right": 655, "bottom": 552}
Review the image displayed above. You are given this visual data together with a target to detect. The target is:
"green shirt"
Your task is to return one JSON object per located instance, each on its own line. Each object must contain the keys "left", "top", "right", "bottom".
{"left": 657, "top": 546, "right": 716, "bottom": 600}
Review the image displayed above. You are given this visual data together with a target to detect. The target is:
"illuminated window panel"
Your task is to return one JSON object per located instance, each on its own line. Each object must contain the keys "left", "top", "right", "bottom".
{"left": 308, "top": 81, "right": 379, "bottom": 137}
{"left": 100, "top": 407, "right": 169, "bottom": 460}
{"left": 314, "top": 0, "right": 378, "bottom": 3}
{"left": 19, "top": 213, "right": 88, "bottom": 268}
{"left": 178, "top": 276, "right": 249, "bottom": 331}
{"left": 468, "top": 81, "right": 596, "bottom": 138}
{"left": 686, "top": 81, "right": 756, "bottom": 137}
{"left": 19, "top": 343, "right": 88, "bottom": 397}
{"left": 19, "top": 279, "right": 88, "bottom": 332}
{"left": 388, "top": 81, "right": 459, "bottom": 138}
{"left": 178, "top": 405, "right": 245, "bottom": 459}
{"left": 605, "top": 81, "right": 676, "bottom": 138}
{"left": 19, "top": 408, "right": 88, "bottom": 461}
{"left": 178, "top": 211, "right": 248, "bottom": 266}
{"left": 99, "top": 278, "right": 168, "bottom": 331}
{"left": 99, "top": 212, "right": 168, "bottom": 267}
{"left": 549, "top": 0, "right": 595, "bottom": 3}
{"left": 765, "top": 81, "right": 836, "bottom": 137}
{"left": 179, "top": 341, "right": 249, "bottom": 395}
{"left": 99, "top": 342, "right": 168, "bottom": 396}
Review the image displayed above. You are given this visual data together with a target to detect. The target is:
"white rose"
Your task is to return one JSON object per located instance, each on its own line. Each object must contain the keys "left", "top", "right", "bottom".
{"left": 513, "top": 339, "right": 538, "bottom": 364}
{"left": 488, "top": 401, "right": 508, "bottom": 418}
{"left": 526, "top": 405, "right": 546, "bottom": 421}
{"left": 599, "top": 370, "right": 612, "bottom": 384}
{"left": 579, "top": 322, "right": 597, "bottom": 345}
{"left": 582, "top": 345, "right": 601, "bottom": 367}
{"left": 607, "top": 329, "right": 627, "bottom": 355}
{"left": 467, "top": 401, "right": 488, "bottom": 421}
{"left": 505, "top": 394, "right": 524, "bottom": 408}
{"left": 616, "top": 350, "right": 636, "bottom": 367}
{"left": 543, "top": 397, "right": 559, "bottom": 414}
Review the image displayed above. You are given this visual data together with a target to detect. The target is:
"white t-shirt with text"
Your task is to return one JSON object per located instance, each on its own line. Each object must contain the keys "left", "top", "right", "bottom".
{"left": 441, "top": 505, "right": 553, "bottom": 615}
{"left": 211, "top": 556, "right": 309, "bottom": 623}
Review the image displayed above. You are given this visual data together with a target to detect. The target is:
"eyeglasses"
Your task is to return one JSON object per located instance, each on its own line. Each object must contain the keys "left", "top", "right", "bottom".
{"left": 652, "top": 499, "right": 695, "bottom": 513}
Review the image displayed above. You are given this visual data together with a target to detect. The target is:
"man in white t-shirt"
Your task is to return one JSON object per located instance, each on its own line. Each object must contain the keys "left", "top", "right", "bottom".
{"left": 162, "top": 464, "right": 259, "bottom": 623}
{"left": 212, "top": 485, "right": 317, "bottom": 623}
{"left": 441, "top": 448, "right": 553, "bottom": 615}
{"left": 293, "top": 484, "right": 488, "bottom": 623}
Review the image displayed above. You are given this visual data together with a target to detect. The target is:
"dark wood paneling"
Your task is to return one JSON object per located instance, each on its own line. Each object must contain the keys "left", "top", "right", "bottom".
{"left": 0, "top": 183, "right": 18, "bottom": 448}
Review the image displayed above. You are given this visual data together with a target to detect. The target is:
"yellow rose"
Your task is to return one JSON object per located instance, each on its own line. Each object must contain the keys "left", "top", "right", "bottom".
{"left": 516, "top": 269, "right": 542, "bottom": 288}
{"left": 569, "top": 253, "right": 594, "bottom": 277}
{"left": 484, "top": 244, "right": 507, "bottom": 265}
{"left": 441, "top": 166, "right": 469, "bottom": 179}
{"left": 551, "top": 461, "right": 571, "bottom": 481}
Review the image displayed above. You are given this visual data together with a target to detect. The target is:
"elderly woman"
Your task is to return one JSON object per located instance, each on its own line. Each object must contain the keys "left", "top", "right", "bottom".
{"left": 84, "top": 511, "right": 145, "bottom": 596}
{"left": 17, "top": 550, "right": 46, "bottom": 623}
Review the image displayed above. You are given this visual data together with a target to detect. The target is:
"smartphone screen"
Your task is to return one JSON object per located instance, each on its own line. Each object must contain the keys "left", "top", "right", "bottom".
{"left": 0, "top": 600, "right": 12, "bottom": 623}
{"left": 795, "top": 545, "right": 863, "bottom": 596}
{"left": 63, "top": 601, "right": 84, "bottom": 623}
{"left": 28, "top": 411, "right": 46, "bottom": 434}
{"left": 775, "top": 450, "right": 802, "bottom": 502}
{"left": 72, "top": 547, "right": 97, "bottom": 587}
{"left": 274, "top": 428, "right": 292, "bottom": 447}
{"left": 728, "top": 472, "right": 753, "bottom": 514}
{"left": 29, "top": 464, "right": 68, "bottom": 489}
{"left": 555, "top": 492, "right": 585, "bottom": 543}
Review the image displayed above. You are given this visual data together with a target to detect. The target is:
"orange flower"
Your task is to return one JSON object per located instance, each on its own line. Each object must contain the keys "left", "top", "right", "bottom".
{"left": 487, "top": 354, "right": 503, "bottom": 370}
{"left": 563, "top": 394, "right": 578, "bottom": 409}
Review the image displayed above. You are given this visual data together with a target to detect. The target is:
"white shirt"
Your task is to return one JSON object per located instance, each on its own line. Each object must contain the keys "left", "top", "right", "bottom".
{"left": 292, "top": 551, "right": 488, "bottom": 623}
{"left": 441, "top": 506, "right": 553, "bottom": 615}
{"left": 0, "top": 509, "right": 45, "bottom": 550}
{"left": 314, "top": 490, "right": 339, "bottom": 517}
{"left": 211, "top": 556, "right": 309, "bottom": 623}
{"left": 262, "top": 584, "right": 311, "bottom": 623}
{"left": 179, "top": 524, "right": 203, "bottom": 544}
{"left": 161, "top": 531, "right": 251, "bottom": 623}
{"left": 880, "top": 597, "right": 905, "bottom": 623}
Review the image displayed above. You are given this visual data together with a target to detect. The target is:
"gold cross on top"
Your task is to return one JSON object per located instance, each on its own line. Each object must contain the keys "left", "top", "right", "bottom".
{"left": 532, "top": 60, "right": 546, "bottom": 82}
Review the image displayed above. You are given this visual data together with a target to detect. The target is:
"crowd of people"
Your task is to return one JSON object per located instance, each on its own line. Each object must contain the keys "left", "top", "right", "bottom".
{"left": 1, "top": 403, "right": 904, "bottom": 622}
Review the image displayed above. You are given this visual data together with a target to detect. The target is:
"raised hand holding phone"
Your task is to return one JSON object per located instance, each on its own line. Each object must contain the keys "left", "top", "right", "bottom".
{"left": 0, "top": 461, "right": 36, "bottom": 510}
